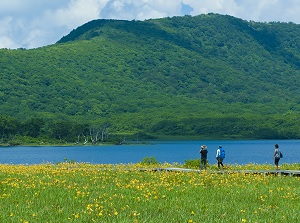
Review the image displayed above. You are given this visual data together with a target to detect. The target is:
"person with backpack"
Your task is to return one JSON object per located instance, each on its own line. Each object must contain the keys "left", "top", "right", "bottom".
{"left": 216, "top": 145, "right": 225, "bottom": 170}
{"left": 273, "top": 144, "right": 283, "bottom": 170}
{"left": 199, "top": 145, "right": 208, "bottom": 170}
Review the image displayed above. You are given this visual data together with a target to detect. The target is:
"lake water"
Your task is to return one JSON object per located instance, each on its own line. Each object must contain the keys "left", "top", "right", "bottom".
{"left": 0, "top": 140, "right": 299, "bottom": 165}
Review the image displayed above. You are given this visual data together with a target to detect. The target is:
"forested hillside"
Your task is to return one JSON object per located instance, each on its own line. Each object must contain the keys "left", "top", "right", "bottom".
{"left": 1, "top": 13, "right": 300, "bottom": 144}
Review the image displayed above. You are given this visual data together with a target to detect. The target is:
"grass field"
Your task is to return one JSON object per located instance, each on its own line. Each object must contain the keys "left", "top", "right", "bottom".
{"left": 0, "top": 162, "right": 299, "bottom": 222}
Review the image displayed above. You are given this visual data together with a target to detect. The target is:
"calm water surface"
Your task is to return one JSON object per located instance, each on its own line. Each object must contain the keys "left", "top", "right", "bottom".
{"left": 0, "top": 140, "right": 299, "bottom": 165}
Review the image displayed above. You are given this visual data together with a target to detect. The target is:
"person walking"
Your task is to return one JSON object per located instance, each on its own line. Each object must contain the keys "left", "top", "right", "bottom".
{"left": 216, "top": 145, "right": 225, "bottom": 170}
{"left": 200, "top": 145, "right": 208, "bottom": 170}
{"left": 273, "top": 144, "right": 282, "bottom": 170}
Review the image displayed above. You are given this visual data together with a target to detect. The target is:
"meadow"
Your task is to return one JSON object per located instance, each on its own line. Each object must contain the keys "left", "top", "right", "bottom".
{"left": 0, "top": 162, "right": 299, "bottom": 223}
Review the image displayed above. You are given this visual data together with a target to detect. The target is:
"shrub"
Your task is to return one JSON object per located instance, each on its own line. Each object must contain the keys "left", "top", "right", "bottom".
{"left": 184, "top": 159, "right": 212, "bottom": 169}
{"left": 139, "top": 156, "right": 159, "bottom": 165}
{"left": 184, "top": 159, "right": 200, "bottom": 168}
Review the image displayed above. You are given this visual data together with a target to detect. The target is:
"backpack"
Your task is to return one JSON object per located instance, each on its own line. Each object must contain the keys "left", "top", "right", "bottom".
{"left": 275, "top": 149, "right": 282, "bottom": 158}
{"left": 219, "top": 148, "right": 225, "bottom": 159}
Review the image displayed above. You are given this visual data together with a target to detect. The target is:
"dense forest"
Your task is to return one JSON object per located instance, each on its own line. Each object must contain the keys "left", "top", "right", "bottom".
{"left": 1, "top": 13, "right": 300, "bottom": 145}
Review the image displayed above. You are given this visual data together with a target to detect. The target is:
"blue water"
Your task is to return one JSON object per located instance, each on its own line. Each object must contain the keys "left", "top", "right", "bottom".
{"left": 0, "top": 140, "right": 299, "bottom": 165}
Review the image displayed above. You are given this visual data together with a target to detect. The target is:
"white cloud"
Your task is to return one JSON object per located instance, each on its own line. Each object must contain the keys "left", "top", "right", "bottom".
{"left": 0, "top": 0, "right": 300, "bottom": 49}
{"left": 0, "top": 17, "right": 21, "bottom": 48}
{"left": 100, "top": 0, "right": 187, "bottom": 20}
{"left": 0, "top": 0, "right": 109, "bottom": 49}
{"left": 49, "top": 0, "right": 107, "bottom": 28}
{"left": 0, "top": 36, "right": 18, "bottom": 49}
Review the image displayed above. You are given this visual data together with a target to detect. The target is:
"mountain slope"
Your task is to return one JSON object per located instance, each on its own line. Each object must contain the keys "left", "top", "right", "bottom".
{"left": 1, "top": 13, "right": 300, "bottom": 141}
{"left": 57, "top": 14, "right": 300, "bottom": 104}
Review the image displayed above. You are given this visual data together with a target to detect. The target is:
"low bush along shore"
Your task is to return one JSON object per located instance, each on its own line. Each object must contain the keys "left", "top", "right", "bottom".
{"left": 0, "top": 162, "right": 299, "bottom": 223}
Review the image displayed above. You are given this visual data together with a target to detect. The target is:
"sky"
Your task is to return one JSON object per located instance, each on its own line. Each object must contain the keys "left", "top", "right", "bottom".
{"left": 1, "top": 0, "right": 300, "bottom": 49}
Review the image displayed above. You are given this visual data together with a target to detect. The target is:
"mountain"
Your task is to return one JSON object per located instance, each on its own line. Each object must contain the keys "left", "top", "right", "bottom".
{"left": 1, "top": 13, "right": 300, "bottom": 143}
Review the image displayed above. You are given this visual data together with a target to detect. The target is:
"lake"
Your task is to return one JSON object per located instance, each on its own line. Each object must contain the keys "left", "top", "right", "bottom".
{"left": 0, "top": 140, "right": 299, "bottom": 165}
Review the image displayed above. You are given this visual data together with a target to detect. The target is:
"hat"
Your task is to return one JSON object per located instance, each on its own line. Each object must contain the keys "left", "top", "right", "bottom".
{"left": 201, "top": 145, "right": 207, "bottom": 149}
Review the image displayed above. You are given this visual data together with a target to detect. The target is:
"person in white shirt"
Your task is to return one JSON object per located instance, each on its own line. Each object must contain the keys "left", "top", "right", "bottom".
{"left": 216, "top": 145, "right": 225, "bottom": 170}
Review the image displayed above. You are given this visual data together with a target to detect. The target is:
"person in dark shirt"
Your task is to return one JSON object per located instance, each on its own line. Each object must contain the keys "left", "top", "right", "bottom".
{"left": 200, "top": 145, "right": 208, "bottom": 170}
{"left": 273, "top": 144, "right": 282, "bottom": 170}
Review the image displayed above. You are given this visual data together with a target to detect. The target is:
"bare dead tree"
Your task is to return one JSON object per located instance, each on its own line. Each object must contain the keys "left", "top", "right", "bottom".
{"left": 89, "top": 123, "right": 110, "bottom": 144}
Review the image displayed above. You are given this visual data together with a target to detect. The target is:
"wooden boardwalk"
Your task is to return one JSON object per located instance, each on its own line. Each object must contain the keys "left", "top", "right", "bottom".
{"left": 150, "top": 167, "right": 300, "bottom": 177}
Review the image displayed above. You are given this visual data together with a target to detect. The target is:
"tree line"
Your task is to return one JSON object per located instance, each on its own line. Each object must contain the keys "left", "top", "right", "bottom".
{"left": 2, "top": 112, "right": 300, "bottom": 146}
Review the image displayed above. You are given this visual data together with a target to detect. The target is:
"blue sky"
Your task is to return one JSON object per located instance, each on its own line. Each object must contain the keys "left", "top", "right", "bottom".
{"left": 1, "top": 0, "right": 300, "bottom": 49}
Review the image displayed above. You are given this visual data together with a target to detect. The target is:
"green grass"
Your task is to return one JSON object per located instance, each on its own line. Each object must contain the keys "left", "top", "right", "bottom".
{"left": 0, "top": 163, "right": 299, "bottom": 222}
